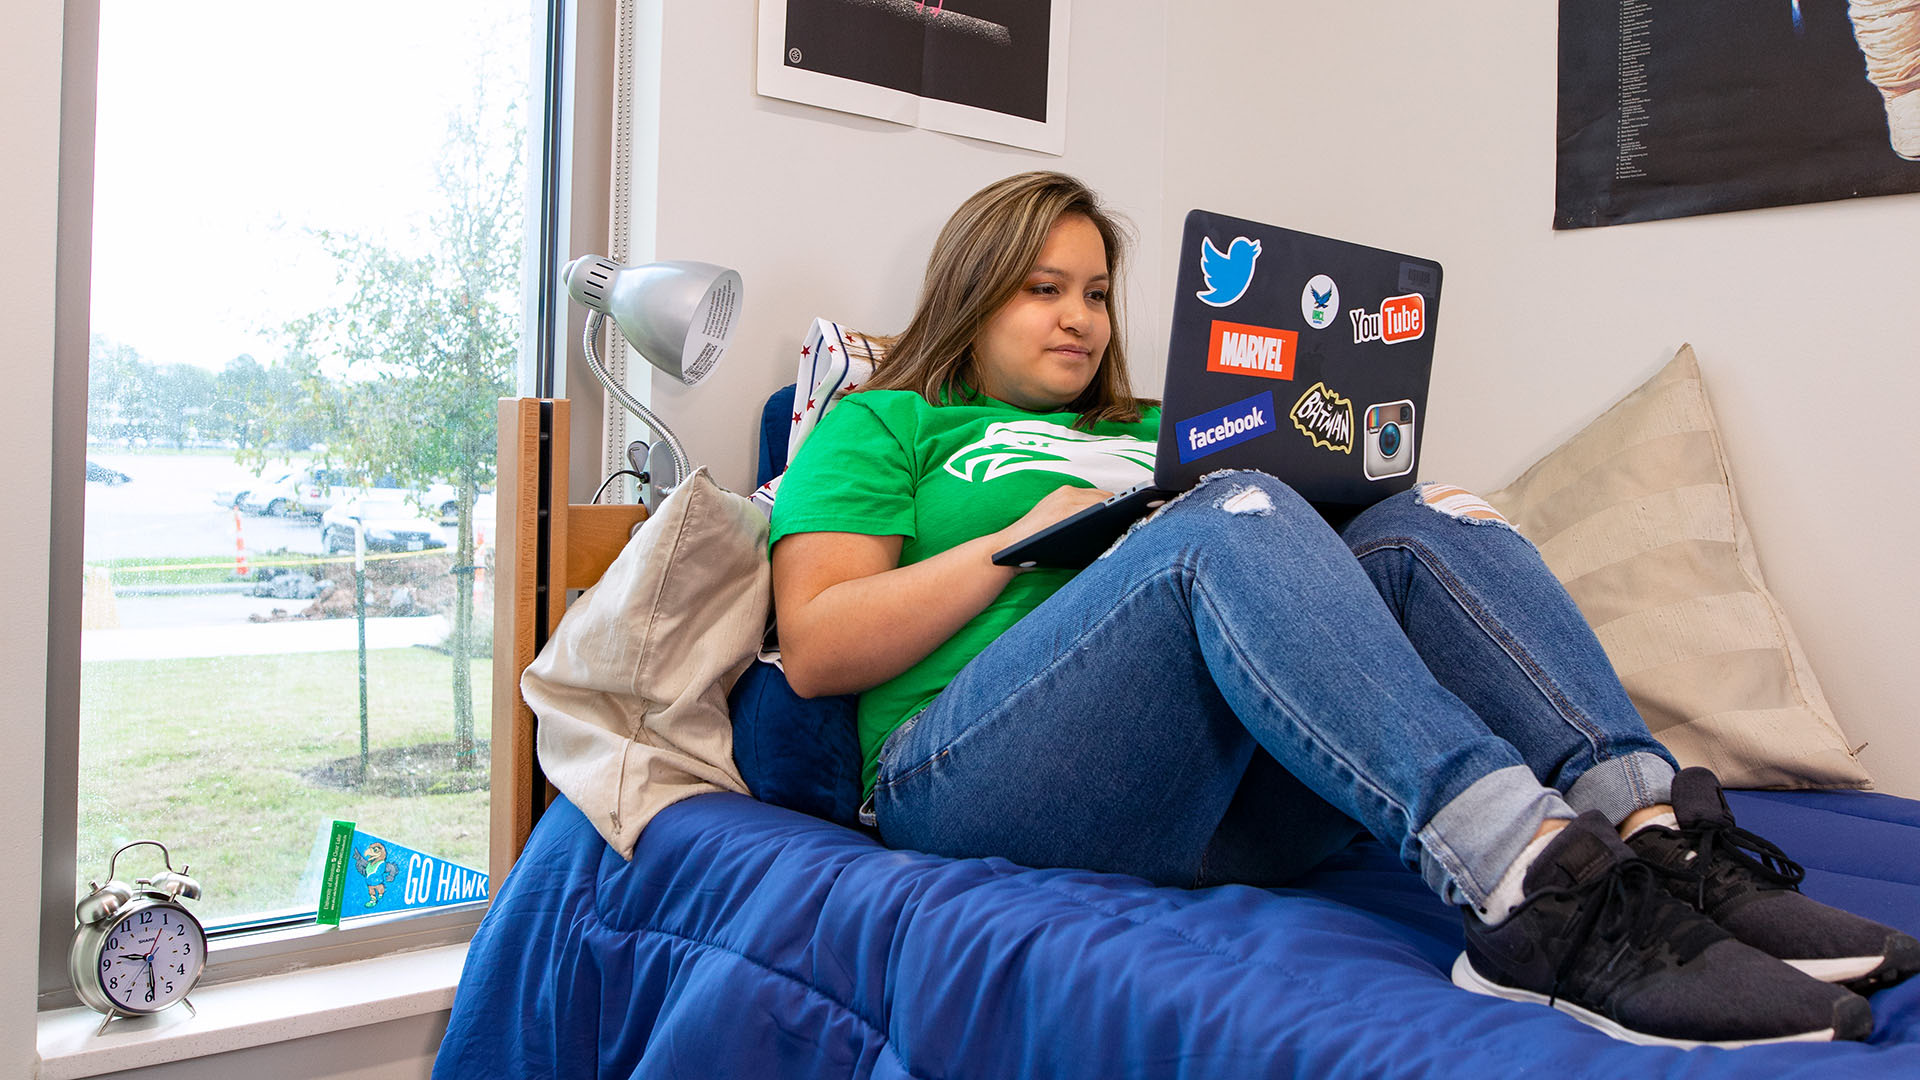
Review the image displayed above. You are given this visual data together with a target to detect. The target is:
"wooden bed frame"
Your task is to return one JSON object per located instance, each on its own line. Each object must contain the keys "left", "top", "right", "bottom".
{"left": 490, "top": 398, "right": 647, "bottom": 886}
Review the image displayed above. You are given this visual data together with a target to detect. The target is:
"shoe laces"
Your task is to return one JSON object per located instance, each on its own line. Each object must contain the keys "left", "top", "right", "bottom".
{"left": 1525, "top": 857, "right": 1715, "bottom": 1007}
{"left": 1680, "top": 819, "right": 1805, "bottom": 908}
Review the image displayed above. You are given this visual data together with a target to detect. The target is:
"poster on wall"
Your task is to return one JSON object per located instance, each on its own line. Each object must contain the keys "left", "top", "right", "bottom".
{"left": 1556, "top": 0, "right": 1920, "bottom": 229}
{"left": 756, "top": 0, "right": 1069, "bottom": 155}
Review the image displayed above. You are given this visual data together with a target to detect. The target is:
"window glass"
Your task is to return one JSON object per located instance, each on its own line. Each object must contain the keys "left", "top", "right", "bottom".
{"left": 80, "top": 0, "right": 534, "bottom": 928}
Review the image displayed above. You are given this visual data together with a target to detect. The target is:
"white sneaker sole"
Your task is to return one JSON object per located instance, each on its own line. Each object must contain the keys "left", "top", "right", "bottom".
{"left": 1450, "top": 952, "right": 1840, "bottom": 1049}
{"left": 1786, "top": 955, "right": 1885, "bottom": 983}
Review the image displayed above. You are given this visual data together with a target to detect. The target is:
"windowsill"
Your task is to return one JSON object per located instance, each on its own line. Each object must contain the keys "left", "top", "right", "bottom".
{"left": 36, "top": 941, "right": 467, "bottom": 1080}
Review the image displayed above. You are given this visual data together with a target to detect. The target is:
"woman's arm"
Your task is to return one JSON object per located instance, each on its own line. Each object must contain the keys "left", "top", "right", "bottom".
{"left": 773, "top": 484, "right": 1111, "bottom": 698}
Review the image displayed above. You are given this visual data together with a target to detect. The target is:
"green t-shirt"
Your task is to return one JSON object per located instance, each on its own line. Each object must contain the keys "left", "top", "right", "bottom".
{"left": 770, "top": 388, "right": 1162, "bottom": 794}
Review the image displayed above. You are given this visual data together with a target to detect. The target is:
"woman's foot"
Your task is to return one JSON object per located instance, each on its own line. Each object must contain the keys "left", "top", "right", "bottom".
{"left": 1625, "top": 767, "right": 1920, "bottom": 994}
{"left": 1455, "top": 812, "right": 1871, "bottom": 1047}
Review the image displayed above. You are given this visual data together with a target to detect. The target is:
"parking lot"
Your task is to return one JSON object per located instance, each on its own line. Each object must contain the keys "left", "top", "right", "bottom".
{"left": 83, "top": 451, "right": 466, "bottom": 561}
{"left": 82, "top": 451, "right": 473, "bottom": 653}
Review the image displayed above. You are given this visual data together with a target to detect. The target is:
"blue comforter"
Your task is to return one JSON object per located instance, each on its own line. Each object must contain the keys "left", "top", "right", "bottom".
{"left": 436, "top": 789, "right": 1920, "bottom": 1078}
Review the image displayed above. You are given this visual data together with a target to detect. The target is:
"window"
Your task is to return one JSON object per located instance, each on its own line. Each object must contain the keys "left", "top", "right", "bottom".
{"left": 42, "top": 0, "right": 606, "bottom": 1000}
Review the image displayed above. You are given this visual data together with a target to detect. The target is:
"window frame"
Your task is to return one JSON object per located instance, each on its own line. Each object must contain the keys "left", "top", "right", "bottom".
{"left": 38, "top": 0, "right": 613, "bottom": 1007}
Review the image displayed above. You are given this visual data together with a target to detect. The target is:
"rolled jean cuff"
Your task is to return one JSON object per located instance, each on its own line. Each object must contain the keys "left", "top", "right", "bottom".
{"left": 1564, "top": 751, "right": 1676, "bottom": 825}
{"left": 1417, "top": 764, "right": 1575, "bottom": 910}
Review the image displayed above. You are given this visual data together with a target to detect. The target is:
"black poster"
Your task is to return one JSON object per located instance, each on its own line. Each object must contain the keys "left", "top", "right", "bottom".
{"left": 1556, "top": 0, "right": 1920, "bottom": 229}
{"left": 782, "top": 0, "right": 1052, "bottom": 123}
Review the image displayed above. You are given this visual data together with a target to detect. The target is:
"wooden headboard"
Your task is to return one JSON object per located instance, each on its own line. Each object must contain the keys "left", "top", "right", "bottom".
{"left": 490, "top": 398, "right": 648, "bottom": 886}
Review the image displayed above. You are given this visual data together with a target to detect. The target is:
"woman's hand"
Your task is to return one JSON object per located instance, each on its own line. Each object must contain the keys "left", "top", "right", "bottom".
{"left": 991, "top": 484, "right": 1112, "bottom": 553}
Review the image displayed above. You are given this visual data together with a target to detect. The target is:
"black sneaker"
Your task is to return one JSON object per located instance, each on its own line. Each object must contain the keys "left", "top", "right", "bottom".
{"left": 1627, "top": 766, "right": 1920, "bottom": 994}
{"left": 1454, "top": 811, "right": 1872, "bottom": 1047}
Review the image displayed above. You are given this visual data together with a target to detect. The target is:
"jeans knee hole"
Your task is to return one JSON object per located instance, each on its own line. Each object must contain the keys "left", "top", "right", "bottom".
{"left": 1215, "top": 485, "right": 1274, "bottom": 516}
{"left": 1414, "top": 482, "right": 1514, "bottom": 530}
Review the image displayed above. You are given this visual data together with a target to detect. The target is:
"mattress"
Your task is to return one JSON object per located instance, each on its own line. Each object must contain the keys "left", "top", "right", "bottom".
{"left": 435, "top": 789, "right": 1920, "bottom": 1078}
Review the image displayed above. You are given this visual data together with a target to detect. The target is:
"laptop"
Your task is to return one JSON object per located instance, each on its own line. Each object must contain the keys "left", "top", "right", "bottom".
{"left": 992, "top": 208, "right": 1443, "bottom": 568}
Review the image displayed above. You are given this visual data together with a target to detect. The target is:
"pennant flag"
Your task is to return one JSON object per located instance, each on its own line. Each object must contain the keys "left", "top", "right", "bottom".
{"left": 315, "top": 822, "right": 488, "bottom": 925}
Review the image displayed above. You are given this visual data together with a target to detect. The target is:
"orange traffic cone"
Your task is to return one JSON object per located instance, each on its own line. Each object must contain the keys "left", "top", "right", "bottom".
{"left": 234, "top": 508, "right": 250, "bottom": 577}
{"left": 473, "top": 524, "right": 487, "bottom": 604}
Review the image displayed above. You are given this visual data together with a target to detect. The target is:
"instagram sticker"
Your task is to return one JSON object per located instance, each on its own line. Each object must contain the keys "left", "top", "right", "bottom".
{"left": 1363, "top": 400, "right": 1416, "bottom": 480}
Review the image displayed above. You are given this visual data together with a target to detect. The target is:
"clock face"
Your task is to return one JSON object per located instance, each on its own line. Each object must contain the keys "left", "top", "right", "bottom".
{"left": 96, "top": 903, "right": 206, "bottom": 1013}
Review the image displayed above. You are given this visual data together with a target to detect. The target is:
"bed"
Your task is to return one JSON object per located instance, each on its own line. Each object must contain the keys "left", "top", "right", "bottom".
{"left": 435, "top": 395, "right": 1920, "bottom": 1079}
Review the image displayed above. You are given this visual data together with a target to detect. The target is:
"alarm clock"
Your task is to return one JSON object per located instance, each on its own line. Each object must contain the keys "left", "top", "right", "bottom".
{"left": 69, "top": 840, "right": 206, "bottom": 1034}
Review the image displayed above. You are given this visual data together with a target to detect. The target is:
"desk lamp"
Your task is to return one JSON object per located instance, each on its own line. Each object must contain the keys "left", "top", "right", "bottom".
{"left": 564, "top": 255, "right": 743, "bottom": 504}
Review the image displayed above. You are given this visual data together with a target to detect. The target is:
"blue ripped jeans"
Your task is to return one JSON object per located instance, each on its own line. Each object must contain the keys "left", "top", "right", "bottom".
{"left": 872, "top": 472, "right": 1678, "bottom": 910}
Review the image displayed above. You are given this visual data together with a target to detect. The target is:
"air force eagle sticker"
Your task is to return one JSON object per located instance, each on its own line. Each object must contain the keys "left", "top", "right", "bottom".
{"left": 943, "top": 420, "right": 1154, "bottom": 492}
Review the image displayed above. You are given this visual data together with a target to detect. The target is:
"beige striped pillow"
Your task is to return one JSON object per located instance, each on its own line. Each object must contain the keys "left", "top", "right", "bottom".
{"left": 1484, "top": 345, "right": 1871, "bottom": 790}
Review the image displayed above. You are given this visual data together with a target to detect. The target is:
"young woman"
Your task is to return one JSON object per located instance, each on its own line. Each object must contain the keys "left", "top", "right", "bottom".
{"left": 769, "top": 171, "right": 1916, "bottom": 1048}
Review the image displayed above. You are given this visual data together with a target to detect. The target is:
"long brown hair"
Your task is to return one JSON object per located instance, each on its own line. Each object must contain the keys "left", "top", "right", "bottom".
{"left": 862, "top": 171, "right": 1152, "bottom": 427}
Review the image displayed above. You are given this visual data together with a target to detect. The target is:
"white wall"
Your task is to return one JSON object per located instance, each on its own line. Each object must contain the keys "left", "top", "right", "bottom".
{"left": 644, "top": 0, "right": 1173, "bottom": 493}
{"left": 1159, "top": 5, "right": 1920, "bottom": 795}
{"left": 3, "top": 0, "right": 64, "bottom": 1073}
{"left": 89, "top": 1016, "right": 446, "bottom": 1080}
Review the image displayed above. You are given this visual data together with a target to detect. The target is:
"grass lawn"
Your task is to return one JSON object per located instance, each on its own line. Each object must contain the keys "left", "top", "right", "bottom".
{"left": 78, "top": 648, "right": 492, "bottom": 928}
{"left": 95, "top": 553, "right": 258, "bottom": 587}
{"left": 94, "top": 549, "right": 351, "bottom": 587}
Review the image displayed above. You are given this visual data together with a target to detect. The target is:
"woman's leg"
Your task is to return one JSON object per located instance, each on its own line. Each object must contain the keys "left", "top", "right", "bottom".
{"left": 875, "top": 471, "right": 1871, "bottom": 1046}
{"left": 1194, "top": 749, "right": 1366, "bottom": 888}
{"left": 1338, "top": 484, "right": 1677, "bottom": 823}
{"left": 1338, "top": 487, "right": 1920, "bottom": 996}
{"left": 874, "top": 470, "right": 1572, "bottom": 908}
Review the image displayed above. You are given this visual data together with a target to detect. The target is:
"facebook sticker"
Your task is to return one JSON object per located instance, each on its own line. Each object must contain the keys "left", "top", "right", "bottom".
{"left": 1175, "top": 391, "right": 1277, "bottom": 463}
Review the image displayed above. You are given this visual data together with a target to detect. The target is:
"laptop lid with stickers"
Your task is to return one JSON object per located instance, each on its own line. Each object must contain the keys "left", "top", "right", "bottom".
{"left": 991, "top": 210, "right": 1442, "bottom": 568}
{"left": 1157, "top": 208, "right": 1443, "bottom": 506}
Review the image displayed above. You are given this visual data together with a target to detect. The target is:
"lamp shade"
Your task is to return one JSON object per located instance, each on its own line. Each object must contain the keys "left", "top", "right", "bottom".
{"left": 564, "top": 256, "right": 743, "bottom": 386}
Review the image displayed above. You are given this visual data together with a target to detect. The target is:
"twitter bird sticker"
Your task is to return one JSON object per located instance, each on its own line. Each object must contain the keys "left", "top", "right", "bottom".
{"left": 1197, "top": 235, "right": 1262, "bottom": 307}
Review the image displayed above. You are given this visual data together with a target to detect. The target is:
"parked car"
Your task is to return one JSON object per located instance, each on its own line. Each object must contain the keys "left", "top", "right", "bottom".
{"left": 425, "top": 482, "right": 496, "bottom": 524}
{"left": 86, "top": 460, "right": 131, "bottom": 486}
{"left": 215, "top": 470, "right": 285, "bottom": 514}
{"left": 222, "top": 466, "right": 367, "bottom": 517}
{"left": 320, "top": 494, "right": 449, "bottom": 554}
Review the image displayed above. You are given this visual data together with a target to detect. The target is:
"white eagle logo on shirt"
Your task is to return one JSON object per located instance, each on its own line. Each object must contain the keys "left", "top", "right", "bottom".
{"left": 943, "top": 420, "right": 1155, "bottom": 491}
